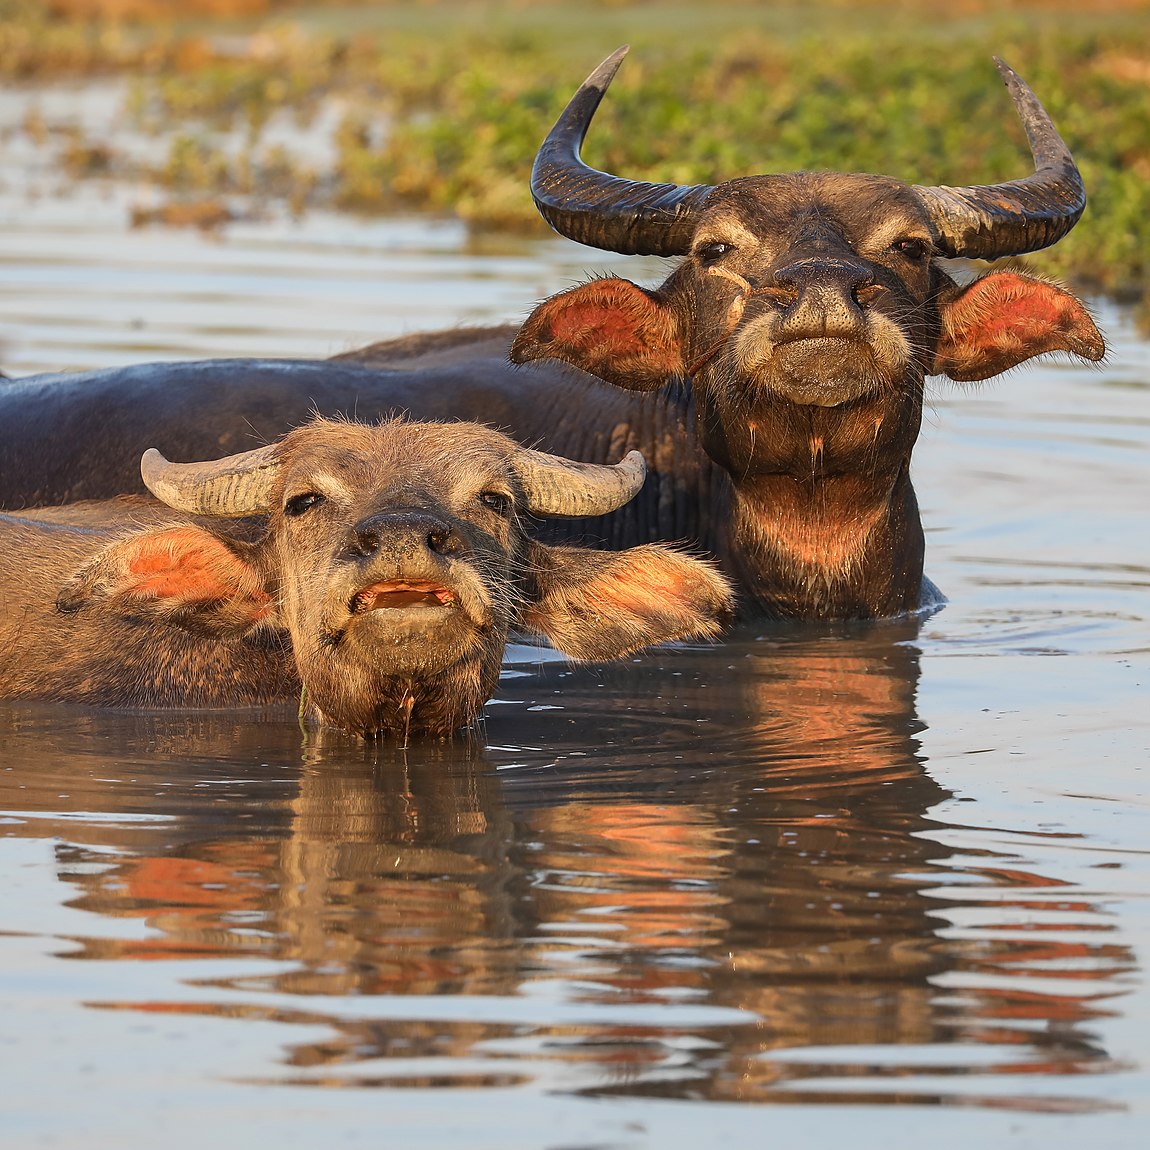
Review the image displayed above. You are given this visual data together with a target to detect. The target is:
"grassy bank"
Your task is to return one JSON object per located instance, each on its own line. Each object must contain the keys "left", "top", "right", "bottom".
{"left": 3, "top": 0, "right": 1150, "bottom": 297}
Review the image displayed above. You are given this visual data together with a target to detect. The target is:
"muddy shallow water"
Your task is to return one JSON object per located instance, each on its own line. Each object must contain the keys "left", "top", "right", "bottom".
{"left": 1, "top": 84, "right": 1148, "bottom": 1148}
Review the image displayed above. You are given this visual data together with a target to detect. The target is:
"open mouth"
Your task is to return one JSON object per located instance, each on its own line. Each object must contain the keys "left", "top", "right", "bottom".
{"left": 351, "top": 580, "right": 458, "bottom": 613}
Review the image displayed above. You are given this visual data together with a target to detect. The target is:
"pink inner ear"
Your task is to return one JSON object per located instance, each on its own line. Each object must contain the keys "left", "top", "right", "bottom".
{"left": 125, "top": 529, "right": 270, "bottom": 615}
{"left": 950, "top": 272, "right": 1065, "bottom": 341}
{"left": 937, "top": 271, "right": 1104, "bottom": 381}
{"left": 523, "top": 279, "right": 685, "bottom": 386}
{"left": 548, "top": 285, "right": 662, "bottom": 355}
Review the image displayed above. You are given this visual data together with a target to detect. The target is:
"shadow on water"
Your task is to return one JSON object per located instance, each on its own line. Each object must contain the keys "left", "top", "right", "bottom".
{"left": 0, "top": 619, "right": 1130, "bottom": 1113}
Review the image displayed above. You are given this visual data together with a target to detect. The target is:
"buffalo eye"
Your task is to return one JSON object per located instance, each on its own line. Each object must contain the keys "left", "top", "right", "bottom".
{"left": 891, "top": 237, "right": 931, "bottom": 262}
{"left": 478, "top": 490, "right": 513, "bottom": 517}
{"left": 695, "top": 240, "right": 735, "bottom": 266}
{"left": 284, "top": 491, "right": 326, "bottom": 517}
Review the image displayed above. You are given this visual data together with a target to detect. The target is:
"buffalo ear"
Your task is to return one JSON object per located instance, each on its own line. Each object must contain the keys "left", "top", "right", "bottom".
{"left": 931, "top": 269, "right": 1105, "bottom": 382}
{"left": 56, "top": 525, "right": 275, "bottom": 635}
{"left": 520, "top": 541, "right": 734, "bottom": 660}
{"left": 510, "top": 277, "right": 686, "bottom": 391}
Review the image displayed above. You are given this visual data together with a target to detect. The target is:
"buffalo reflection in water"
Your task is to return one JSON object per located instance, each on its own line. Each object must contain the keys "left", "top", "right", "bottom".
{"left": 0, "top": 620, "right": 1129, "bottom": 1109}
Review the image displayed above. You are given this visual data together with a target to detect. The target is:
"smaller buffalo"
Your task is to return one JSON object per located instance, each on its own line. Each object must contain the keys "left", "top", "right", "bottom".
{"left": 0, "top": 419, "right": 733, "bottom": 738}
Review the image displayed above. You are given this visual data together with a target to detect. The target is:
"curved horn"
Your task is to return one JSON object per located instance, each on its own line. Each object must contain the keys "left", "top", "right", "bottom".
{"left": 531, "top": 45, "right": 714, "bottom": 256}
{"left": 515, "top": 447, "right": 646, "bottom": 518}
{"left": 914, "top": 58, "right": 1086, "bottom": 259}
{"left": 141, "top": 443, "right": 282, "bottom": 517}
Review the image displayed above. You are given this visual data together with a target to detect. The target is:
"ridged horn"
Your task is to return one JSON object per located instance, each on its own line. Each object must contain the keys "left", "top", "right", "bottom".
{"left": 913, "top": 58, "right": 1086, "bottom": 259}
{"left": 531, "top": 45, "right": 714, "bottom": 256}
{"left": 141, "top": 443, "right": 282, "bottom": 517}
{"left": 515, "top": 447, "right": 646, "bottom": 518}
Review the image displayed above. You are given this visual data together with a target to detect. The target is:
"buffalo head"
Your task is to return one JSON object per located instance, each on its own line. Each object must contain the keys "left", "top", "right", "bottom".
{"left": 511, "top": 49, "right": 1105, "bottom": 618}
{"left": 48, "top": 419, "right": 733, "bottom": 737}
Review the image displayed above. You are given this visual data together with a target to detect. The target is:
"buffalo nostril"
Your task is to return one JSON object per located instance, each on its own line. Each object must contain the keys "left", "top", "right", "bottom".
{"left": 854, "top": 282, "right": 883, "bottom": 308}
{"left": 427, "top": 528, "right": 460, "bottom": 556}
{"left": 757, "top": 283, "right": 800, "bottom": 310}
{"left": 348, "top": 529, "right": 381, "bottom": 558}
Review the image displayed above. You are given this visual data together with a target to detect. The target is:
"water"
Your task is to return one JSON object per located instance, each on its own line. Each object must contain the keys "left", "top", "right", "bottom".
{"left": 1, "top": 83, "right": 1149, "bottom": 1149}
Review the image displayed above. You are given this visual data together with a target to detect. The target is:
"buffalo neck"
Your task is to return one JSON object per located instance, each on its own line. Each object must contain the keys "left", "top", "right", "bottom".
{"left": 695, "top": 375, "right": 926, "bottom": 618}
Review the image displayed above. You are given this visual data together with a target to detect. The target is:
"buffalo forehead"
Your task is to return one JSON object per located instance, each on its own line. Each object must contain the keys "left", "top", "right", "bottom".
{"left": 278, "top": 419, "right": 518, "bottom": 497}
{"left": 705, "top": 173, "right": 931, "bottom": 254}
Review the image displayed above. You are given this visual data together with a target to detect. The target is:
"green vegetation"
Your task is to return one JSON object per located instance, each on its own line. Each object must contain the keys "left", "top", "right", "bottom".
{"left": 3, "top": 0, "right": 1150, "bottom": 297}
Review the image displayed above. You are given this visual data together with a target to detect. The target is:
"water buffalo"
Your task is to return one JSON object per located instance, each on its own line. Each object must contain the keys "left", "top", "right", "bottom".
{"left": 506, "top": 49, "right": 1105, "bottom": 617}
{"left": 0, "top": 418, "right": 733, "bottom": 737}
{"left": 0, "top": 50, "right": 1104, "bottom": 619}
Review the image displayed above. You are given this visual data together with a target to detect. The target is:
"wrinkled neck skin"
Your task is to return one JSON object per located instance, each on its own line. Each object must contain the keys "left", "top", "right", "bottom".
{"left": 691, "top": 332, "right": 929, "bottom": 621}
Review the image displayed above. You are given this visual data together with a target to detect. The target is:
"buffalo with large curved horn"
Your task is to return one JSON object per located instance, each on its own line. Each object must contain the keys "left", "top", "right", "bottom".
{"left": 510, "top": 48, "right": 1104, "bottom": 618}
{"left": 0, "top": 52, "right": 1105, "bottom": 622}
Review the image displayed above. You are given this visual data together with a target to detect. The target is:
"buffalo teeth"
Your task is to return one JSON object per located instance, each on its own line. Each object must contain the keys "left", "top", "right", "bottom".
{"left": 352, "top": 581, "right": 457, "bottom": 612}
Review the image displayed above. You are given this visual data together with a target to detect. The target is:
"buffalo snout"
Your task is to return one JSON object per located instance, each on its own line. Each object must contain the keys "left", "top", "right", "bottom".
{"left": 343, "top": 509, "right": 465, "bottom": 563}
{"left": 767, "top": 256, "right": 878, "bottom": 339}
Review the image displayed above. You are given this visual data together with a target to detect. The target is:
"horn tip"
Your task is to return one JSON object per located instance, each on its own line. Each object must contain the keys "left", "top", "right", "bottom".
{"left": 992, "top": 56, "right": 1035, "bottom": 103}
{"left": 140, "top": 447, "right": 166, "bottom": 478}
{"left": 994, "top": 56, "right": 1017, "bottom": 82}
{"left": 139, "top": 447, "right": 177, "bottom": 504}
{"left": 587, "top": 45, "right": 630, "bottom": 91}
{"left": 621, "top": 448, "right": 647, "bottom": 476}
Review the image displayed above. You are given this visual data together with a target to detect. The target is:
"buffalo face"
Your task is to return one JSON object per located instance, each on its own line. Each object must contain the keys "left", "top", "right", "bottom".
{"left": 695, "top": 175, "right": 935, "bottom": 408}
{"left": 265, "top": 425, "right": 540, "bottom": 737}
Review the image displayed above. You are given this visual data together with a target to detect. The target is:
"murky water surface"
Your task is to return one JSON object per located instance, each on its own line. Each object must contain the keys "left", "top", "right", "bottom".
{"left": 1, "top": 84, "right": 1148, "bottom": 1149}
